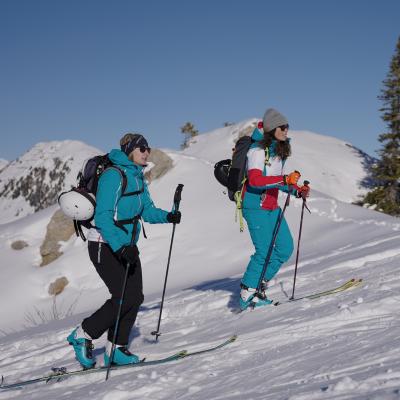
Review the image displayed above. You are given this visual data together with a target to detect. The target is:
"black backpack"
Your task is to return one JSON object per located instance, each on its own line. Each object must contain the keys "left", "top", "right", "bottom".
{"left": 59, "top": 154, "right": 144, "bottom": 241}
{"left": 77, "top": 154, "right": 127, "bottom": 201}
{"left": 214, "top": 136, "right": 253, "bottom": 201}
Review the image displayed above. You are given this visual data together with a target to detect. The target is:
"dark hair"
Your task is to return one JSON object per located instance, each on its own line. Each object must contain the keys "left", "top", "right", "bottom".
{"left": 258, "top": 129, "right": 291, "bottom": 160}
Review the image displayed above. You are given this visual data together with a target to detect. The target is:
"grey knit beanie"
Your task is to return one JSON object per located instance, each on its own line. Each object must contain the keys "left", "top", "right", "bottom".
{"left": 262, "top": 108, "right": 288, "bottom": 132}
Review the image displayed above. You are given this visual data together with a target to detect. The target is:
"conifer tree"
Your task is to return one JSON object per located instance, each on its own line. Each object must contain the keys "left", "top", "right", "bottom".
{"left": 363, "top": 36, "right": 400, "bottom": 216}
{"left": 180, "top": 122, "right": 198, "bottom": 149}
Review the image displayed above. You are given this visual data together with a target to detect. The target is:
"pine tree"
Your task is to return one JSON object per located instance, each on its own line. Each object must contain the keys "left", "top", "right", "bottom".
{"left": 363, "top": 36, "right": 400, "bottom": 216}
{"left": 180, "top": 122, "right": 198, "bottom": 149}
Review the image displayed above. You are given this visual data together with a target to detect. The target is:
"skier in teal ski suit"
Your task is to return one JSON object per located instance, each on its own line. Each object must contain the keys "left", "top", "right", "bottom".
{"left": 240, "top": 109, "right": 310, "bottom": 310}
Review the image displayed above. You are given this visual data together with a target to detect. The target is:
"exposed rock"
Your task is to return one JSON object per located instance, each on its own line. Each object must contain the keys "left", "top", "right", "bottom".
{"left": 11, "top": 240, "right": 29, "bottom": 250}
{"left": 48, "top": 276, "right": 69, "bottom": 296}
{"left": 144, "top": 149, "right": 173, "bottom": 183}
{"left": 0, "top": 157, "right": 71, "bottom": 212}
{"left": 40, "top": 209, "right": 75, "bottom": 266}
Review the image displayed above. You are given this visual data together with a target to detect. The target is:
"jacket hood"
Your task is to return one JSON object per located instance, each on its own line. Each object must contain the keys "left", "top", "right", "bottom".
{"left": 251, "top": 127, "right": 264, "bottom": 142}
{"left": 250, "top": 127, "right": 291, "bottom": 145}
{"left": 108, "top": 149, "right": 145, "bottom": 173}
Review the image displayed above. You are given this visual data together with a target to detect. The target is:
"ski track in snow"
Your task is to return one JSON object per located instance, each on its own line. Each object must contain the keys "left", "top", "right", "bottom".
{"left": 1, "top": 251, "right": 400, "bottom": 400}
{"left": 306, "top": 197, "right": 400, "bottom": 231}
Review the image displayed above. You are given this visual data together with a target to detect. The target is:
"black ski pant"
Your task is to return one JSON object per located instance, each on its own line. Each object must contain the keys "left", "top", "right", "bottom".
{"left": 82, "top": 241, "right": 144, "bottom": 346}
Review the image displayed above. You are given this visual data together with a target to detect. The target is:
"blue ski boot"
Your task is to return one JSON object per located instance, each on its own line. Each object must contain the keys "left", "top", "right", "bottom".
{"left": 252, "top": 292, "right": 273, "bottom": 308}
{"left": 253, "top": 279, "right": 273, "bottom": 308}
{"left": 239, "top": 283, "right": 273, "bottom": 310}
{"left": 104, "top": 345, "right": 140, "bottom": 366}
{"left": 67, "top": 327, "right": 95, "bottom": 369}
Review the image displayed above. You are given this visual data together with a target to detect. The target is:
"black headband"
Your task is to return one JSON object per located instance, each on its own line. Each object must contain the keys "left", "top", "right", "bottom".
{"left": 121, "top": 135, "right": 149, "bottom": 156}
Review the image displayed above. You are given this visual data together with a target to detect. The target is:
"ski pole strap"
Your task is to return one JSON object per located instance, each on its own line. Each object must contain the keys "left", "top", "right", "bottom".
{"left": 234, "top": 178, "right": 246, "bottom": 232}
{"left": 234, "top": 193, "right": 244, "bottom": 232}
{"left": 74, "top": 220, "right": 87, "bottom": 241}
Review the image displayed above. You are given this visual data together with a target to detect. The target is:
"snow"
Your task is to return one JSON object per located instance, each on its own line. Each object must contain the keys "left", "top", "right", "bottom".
{"left": 0, "top": 123, "right": 399, "bottom": 399}
{"left": 0, "top": 159, "right": 8, "bottom": 171}
{"left": 0, "top": 140, "right": 102, "bottom": 224}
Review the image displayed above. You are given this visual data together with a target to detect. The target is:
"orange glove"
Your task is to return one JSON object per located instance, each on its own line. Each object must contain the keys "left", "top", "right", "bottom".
{"left": 284, "top": 170, "right": 301, "bottom": 185}
{"left": 297, "top": 184, "right": 310, "bottom": 198}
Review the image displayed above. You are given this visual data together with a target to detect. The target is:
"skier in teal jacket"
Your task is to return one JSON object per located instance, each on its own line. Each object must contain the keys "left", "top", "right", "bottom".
{"left": 67, "top": 133, "right": 181, "bottom": 368}
{"left": 240, "top": 109, "right": 310, "bottom": 310}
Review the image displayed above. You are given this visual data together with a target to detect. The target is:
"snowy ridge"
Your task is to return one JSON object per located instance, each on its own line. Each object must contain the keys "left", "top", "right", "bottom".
{"left": 0, "top": 124, "right": 399, "bottom": 399}
{"left": 183, "top": 120, "right": 371, "bottom": 203}
{"left": 0, "top": 122, "right": 370, "bottom": 225}
{"left": 0, "top": 140, "right": 101, "bottom": 224}
{"left": 0, "top": 159, "right": 8, "bottom": 172}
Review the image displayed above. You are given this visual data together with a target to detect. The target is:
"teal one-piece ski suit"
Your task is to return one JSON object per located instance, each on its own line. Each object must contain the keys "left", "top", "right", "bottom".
{"left": 241, "top": 128, "right": 297, "bottom": 288}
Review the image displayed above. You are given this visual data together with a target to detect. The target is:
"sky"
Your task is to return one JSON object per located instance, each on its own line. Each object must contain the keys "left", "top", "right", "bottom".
{"left": 0, "top": 0, "right": 399, "bottom": 161}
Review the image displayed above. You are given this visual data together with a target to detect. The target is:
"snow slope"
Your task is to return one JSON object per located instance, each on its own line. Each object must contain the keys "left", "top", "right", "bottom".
{"left": 0, "top": 159, "right": 8, "bottom": 171}
{"left": 1, "top": 124, "right": 399, "bottom": 399}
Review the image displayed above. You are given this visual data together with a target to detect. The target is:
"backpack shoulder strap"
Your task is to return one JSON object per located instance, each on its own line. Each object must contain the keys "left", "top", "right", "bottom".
{"left": 264, "top": 147, "right": 270, "bottom": 164}
{"left": 105, "top": 165, "right": 145, "bottom": 197}
{"left": 104, "top": 166, "right": 128, "bottom": 195}
{"left": 123, "top": 185, "right": 144, "bottom": 197}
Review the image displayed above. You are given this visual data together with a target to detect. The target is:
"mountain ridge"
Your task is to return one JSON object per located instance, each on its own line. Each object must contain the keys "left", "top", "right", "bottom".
{"left": 0, "top": 122, "right": 373, "bottom": 225}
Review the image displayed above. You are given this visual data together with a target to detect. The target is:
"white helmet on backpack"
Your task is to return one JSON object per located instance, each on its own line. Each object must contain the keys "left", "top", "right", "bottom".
{"left": 58, "top": 188, "right": 96, "bottom": 221}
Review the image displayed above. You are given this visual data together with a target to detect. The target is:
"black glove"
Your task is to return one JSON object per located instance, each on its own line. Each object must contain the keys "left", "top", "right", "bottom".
{"left": 115, "top": 245, "right": 140, "bottom": 264}
{"left": 167, "top": 211, "right": 181, "bottom": 224}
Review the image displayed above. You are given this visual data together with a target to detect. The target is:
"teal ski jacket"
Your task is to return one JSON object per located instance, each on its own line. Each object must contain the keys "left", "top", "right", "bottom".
{"left": 94, "top": 149, "right": 169, "bottom": 252}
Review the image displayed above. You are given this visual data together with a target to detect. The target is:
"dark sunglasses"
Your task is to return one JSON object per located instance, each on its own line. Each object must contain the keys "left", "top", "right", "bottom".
{"left": 278, "top": 124, "right": 289, "bottom": 131}
{"left": 136, "top": 146, "right": 151, "bottom": 153}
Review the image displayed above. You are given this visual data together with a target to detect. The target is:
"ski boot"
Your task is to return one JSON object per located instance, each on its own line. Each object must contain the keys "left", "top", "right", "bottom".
{"left": 67, "top": 327, "right": 95, "bottom": 369}
{"left": 239, "top": 282, "right": 273, "bottom": 311}
{"left": 104, "top": 345, "right": 140, "bottom": 366}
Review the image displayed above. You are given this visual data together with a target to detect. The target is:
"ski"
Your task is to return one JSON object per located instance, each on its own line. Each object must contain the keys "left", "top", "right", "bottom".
{"left": 184, "top": 335, "right": 237, "bottom": 359}
{"left": 0, "top": 335, "right": 237, "bottom": 390}
{"left": 0, "top": 351, "right": 187, "bottom": 390}
{"left": 233, "top": 279, "right": 363, "bottom": 313}
{"left": 274, "top": 278, "right": 363, "bottom": 306}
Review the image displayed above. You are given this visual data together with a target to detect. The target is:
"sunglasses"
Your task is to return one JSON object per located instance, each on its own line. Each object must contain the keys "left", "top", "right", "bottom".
{"left": 278, "top": 124, "right": 289, "bottom": 131}
{"left": 136, "top": 146, "right": 151, "bottom": 153}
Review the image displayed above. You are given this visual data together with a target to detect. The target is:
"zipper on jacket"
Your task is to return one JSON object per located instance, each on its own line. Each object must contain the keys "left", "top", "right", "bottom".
{"left": 97, "top": 242, "right": 102, "bottom": 263}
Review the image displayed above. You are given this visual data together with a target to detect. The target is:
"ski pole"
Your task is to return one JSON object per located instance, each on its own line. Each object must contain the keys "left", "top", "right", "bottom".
{"left": 151, "top": 184, "right": 184, "bottom": 341}
{"left": 106, "top": 260, "right": 132, "bottom": 381}
{"left": 256, "top": 191, "right": 291, "bottom": 293}
{"left": 106, "top": 218, "right": 140, "bottom": 381}
{"left": 290, "top": 181, "right": 310, "bottom": 300}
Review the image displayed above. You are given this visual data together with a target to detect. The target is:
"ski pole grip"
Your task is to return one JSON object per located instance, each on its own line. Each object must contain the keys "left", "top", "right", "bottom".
{"left": 301, "top": 180, "right": 311, "bottom": 213}
{"left": 173, "top": 184, "right": 184, "bottom": 212}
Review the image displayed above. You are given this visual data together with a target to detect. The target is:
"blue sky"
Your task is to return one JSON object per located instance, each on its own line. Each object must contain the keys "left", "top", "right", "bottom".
{"left": 1, "top": 0, "right": 399, "bottom": 161}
